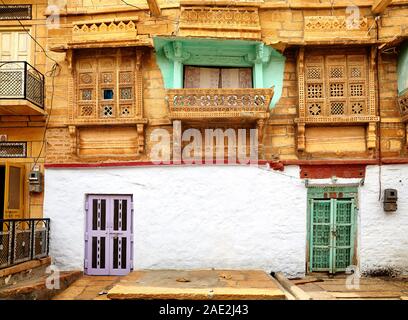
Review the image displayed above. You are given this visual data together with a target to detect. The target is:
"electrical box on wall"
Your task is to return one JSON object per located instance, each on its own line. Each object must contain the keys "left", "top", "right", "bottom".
{"left": 29, "top": 170, "right": 43, "bottom": 193}
{"left": 383, "top": 189, "right": 398, "bottom": 212}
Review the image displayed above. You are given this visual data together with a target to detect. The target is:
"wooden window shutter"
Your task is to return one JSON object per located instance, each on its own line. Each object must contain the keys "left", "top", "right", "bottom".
{"left": 4, "top": 163, "right": 25, "bottom": 219}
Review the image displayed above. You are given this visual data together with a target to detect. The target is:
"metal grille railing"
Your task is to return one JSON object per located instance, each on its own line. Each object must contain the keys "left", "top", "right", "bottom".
{"left": 0, "top": 61, "right": 45, "bottom": 109}
{"left": 0, "top": 219, "right": 50, "bottom": 269}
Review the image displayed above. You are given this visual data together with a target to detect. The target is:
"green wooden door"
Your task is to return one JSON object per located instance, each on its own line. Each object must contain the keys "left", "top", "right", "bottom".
{"left": 309, "top": 198, "right": 356, "bottom": 274}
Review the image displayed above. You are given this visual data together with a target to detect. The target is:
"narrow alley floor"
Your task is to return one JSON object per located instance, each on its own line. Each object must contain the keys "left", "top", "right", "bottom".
{"left": 52, "top": 272, "right": 408, "bottom": 300}
{"left": 52, "top": 275, "right": 121, "bottom": 300}
{"left": 291, "top": 275, "right": 408, "bottom": 300}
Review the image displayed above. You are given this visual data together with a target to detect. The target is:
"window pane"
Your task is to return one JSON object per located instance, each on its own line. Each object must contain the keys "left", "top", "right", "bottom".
{"left": 184, "top": 66, "right": 220, "bottom": 88}
{"left": 221, "top": 68, "right": 252, "bottom": 88}
{"left": 103, "top": 89, "right": 114, "bottom": 100}
{"left": 8, "top": 166, "right": 21, "bottom": 210}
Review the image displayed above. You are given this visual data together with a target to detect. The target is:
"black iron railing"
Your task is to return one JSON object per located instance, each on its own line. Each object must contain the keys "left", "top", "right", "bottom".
{"left": 0, "top": 61, "right": 45, "bottom": 109}
{"left": 0, "top": 218, "right": 50, "bottom": 269}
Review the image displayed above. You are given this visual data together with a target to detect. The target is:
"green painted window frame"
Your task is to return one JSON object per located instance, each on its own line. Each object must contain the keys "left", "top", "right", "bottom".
{"left": 306, "top": 185, "right": 358, "bottom": 274}
{"left": 153, "top": 37, "right": 286, "bottom": 108}
{"left": 398, "top": 41, "right": 408, "bottom": 95}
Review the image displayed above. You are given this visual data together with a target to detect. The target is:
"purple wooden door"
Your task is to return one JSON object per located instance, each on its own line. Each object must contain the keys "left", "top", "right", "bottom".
{"left": 85, "top": 195, "right": 133, "bottom": 276}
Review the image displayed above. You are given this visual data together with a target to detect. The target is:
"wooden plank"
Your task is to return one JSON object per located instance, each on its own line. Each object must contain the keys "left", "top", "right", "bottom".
{"left": 273, "top": 272, "right": 311, "bottom": 300}
{"left": 372, "top": 0, "right": 393, "bottom": 14}
{"left": 146, "top": 0, "right": 161, "bottom": 17}
{"left": 330, "top": 291, "right": 402, "bottom": 299}
{"left": 292, "top": 278, "right": 324, "bottom": 285}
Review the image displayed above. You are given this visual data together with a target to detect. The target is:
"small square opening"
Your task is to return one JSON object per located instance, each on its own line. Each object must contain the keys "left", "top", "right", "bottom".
{"left": 103, "top": 89, "right": 114, "bottom": 100}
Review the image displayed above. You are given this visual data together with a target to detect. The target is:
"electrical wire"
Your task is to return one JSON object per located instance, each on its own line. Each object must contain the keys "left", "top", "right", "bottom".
{"left": 31, "top": 63, "right": 61, "bottom": 171}
{"left": 0, "top": 0, "right": 60, "bottom": 170}
{"left": 120, "top": 0, "right": 241, "bottom": 25}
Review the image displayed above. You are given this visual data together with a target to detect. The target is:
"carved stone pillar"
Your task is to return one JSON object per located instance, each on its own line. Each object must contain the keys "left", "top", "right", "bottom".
{"left": 257, "top": 119, "right": 265, "bottom": 160}
{"left": 367, "top": 122, "right": 376, "bottom": 150}
{"left": 137, "top": 124, "right": 145, "bottom": 154}
{"left": 297, "top": 123, "right": 306, "bottom": 152}
{"left": 68, "top": 125, "right": 77, "bottom": 156}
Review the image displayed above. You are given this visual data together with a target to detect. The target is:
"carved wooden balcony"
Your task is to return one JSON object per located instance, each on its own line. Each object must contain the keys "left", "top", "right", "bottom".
{"left": 399, "top": 90, "right": 408, "bottom": 122}
{"left": 166, "top": 88, "right": 274, "bottom": 121}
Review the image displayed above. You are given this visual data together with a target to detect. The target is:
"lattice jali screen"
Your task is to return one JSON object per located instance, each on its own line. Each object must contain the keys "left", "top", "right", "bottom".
{"left": 296, "top": 48, "right": 379, "bottom": 152}
{"left": 304, "top": 53, "right": 369, "bottom": 118}
{"left": 72, "top": 48, "right": 143, "bottom": 125}
{"left": 0, "top": 142, "right": 27, "bottom": 158}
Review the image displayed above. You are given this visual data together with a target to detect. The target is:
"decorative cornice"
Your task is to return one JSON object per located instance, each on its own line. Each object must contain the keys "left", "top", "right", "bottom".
{"left": 304, "top": 16, "right": 371, "bottom": 41}
{"left": 179, "top": 5, "right": 261, "bottom": 40}
{"left": 71, "top": 17, "right": 139, "bottom": 43}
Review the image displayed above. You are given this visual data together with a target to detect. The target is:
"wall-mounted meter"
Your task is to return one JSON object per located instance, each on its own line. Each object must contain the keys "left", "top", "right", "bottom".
{"left": 383, "top": 189, "right": 398, "bottom": 212}
{"left": 29, "top": 170, "right": 43, "bottom": 193}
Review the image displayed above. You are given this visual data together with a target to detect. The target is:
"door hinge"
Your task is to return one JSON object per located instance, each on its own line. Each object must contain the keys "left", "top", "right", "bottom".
{"left": 84, "top": 259, "right": 88, "bottom": 268}
{"left": 85, "top": 232, "right": 89, "bottom": 241}
{"left": 131, "top": 202, "right": 134, "bottom": 210}
{"left": 85, "top": 201, "right": 89, "bottom": 211}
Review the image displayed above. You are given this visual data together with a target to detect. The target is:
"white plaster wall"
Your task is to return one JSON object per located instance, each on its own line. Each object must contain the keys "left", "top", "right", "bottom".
{"left": 44, "top": 165, "right": 307, "bottom": 277}
{"left": 359, "top": 165, "right": 408, "bottom": 275}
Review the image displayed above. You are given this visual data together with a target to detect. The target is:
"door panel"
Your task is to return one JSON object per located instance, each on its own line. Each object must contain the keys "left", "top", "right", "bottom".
{"left": 86, "top": 196, "right": 109, "bottom": 275}
{"left": 334, "top": 200, "right": 355, "bottom": 272}
{"left": 109, "top": 197, "right": 132, "bottom": 275}
{"left": 309, "top": 198, "right": 355, "bottom": 274}
{"left": 85, "top": 195, "right": 133, "bottom": 276}
{"left": 310, "top": 200, "right": 332, "bottom": 271}
{"left": 4, "top": 163, "right": 25, "bottom": 219}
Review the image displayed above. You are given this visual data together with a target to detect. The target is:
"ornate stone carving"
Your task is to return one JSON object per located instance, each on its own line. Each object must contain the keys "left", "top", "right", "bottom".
{"left": 295, "top": 48, "right": 379, "bottom": 152}
{"left": 72, "top": 17, "right": 138, "bottom": 43}
{"left": 68, "top": 125, "right": 77, "bottom": 155}
{"left": 167, "top": 88, "right": 274, "bottom": 120}
{"left": 304, "top": 16, "right": 370, "bottom": 40}
{"left": 398, "top": 91, "right": 408, "bottom": 146}
{"left": 179, "top": 6, "right": 261, "bottom": 40}
{"left": 71, "top": 48, "right": 145, "bottom": 125}
{"left": 137, "top": 123, "right": 145, "bottom": 154}
{"left": 399, "top": 90, "right": 408, "bottom": 122}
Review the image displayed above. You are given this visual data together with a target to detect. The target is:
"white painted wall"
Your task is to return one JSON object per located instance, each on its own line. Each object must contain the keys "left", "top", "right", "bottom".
{"left": 44, "top": 165, "right": 307, "bottom": 277}
{"left": 359, "top": 165, "right": 408, "bottom": 275}
{"left": 44, "top": 164, "right": 408, "bottom": 277}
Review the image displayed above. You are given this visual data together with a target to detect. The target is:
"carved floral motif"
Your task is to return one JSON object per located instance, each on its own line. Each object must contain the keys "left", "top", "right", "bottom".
{"left": 167, "top": 88, "right": 273, "bottom": 120}
{"left": 179, "top": 6, "right": 261, "bottom": 39}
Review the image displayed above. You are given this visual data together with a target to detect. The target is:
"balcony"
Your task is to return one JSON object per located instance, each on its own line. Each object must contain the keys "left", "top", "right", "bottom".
{"left": 0, "top": 219, "right": 50, "bottom": 269}
{"left": 166, "top": 88, "right": 274, "bottom": 121}
{"left": 0, "top": 61, "right": 45, "bottom": 115}
{"left": 399, "top": 90, "right": 408, "bottom": 122}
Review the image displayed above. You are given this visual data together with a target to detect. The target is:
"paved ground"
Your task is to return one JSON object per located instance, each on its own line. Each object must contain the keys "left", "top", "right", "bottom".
{"left": 52, "top": 276, "right": 121, "bottom": 300}
{"left": 53, "top": 272, "right": 408, "bottom": 300}
{"left": 107, "top": 270, "right": 285, "bottom": 300}
{"left": 53, "top": 270, "right": 286, "bottom": 300}
{"left": 292, "top": 275, "right": 408, "bottom": 300}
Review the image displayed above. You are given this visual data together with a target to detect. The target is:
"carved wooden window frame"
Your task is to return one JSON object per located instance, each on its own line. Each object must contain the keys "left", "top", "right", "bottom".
{"left": 296, "top": 46, "right": 379, "bottom": 152}
{"left": 70, "top": 48, "right": 143, "bottom": 126}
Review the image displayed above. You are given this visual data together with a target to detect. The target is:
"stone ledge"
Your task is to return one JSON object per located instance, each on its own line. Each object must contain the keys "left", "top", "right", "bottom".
{"left": 0, "top": 257, "right": 51, "bottom": 278}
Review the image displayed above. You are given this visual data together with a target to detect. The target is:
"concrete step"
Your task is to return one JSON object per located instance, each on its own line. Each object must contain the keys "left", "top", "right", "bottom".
{"left": 0, "top": 257, "right": 51, "bottom": 289}
{"left": 107, "top": 270, "right": 286, "bottom": 300}
{"left": 0, "top": 270, "right": 82, "bottom": 300}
